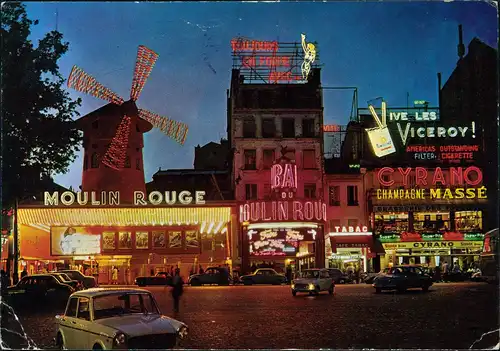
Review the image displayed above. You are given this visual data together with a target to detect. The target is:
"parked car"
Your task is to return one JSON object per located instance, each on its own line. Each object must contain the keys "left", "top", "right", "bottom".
{"left": 327, "top": 268, "right": 351, "bottom": 284}
{"left": 291, "top": 268, "right": 334, "bottom": 296}
{"left": 49, "top": 272, "right": 83, "bottom": 290}
{"left": 240, "top": 268, "right": 287, "bottom": 285}
{"left": 373, "top": 265, "right": 433, "bottom": 293}
{"left": 188, "top": 267, "right": 231, "bottom": 286}
{"left": 54, "top": 288, "right": 188, "bottom": 350}
{"left": 135, "top": 272, "right": 173, "bottom": 287}
{"left": 363, "top": 268, "right": 390, "bottom": 284}
{"left": 59, "top": 270, "right": 97, "bottom": 289}
{"left": 7, "top": 274, "right": 74, "bottom": 308}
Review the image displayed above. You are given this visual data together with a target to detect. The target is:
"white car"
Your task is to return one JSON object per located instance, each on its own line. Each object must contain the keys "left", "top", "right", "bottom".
{"left": 54, "top": 288, "right": 188, "bottom": 350}
{"left": 291, "top": 268, "right": 335, "bottom": 296}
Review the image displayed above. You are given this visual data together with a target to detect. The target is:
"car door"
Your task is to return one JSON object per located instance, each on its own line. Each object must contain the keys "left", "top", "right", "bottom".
{"left": 405, "top": 267, "right": 421, "bottom": 288}
{"left": 319, "top": 270, "right": 330, "bottom": 290}
{"left": 204, "top": 269, "right": 217, "bottom": 284}
{"left": 58, "top": 297, "right": 79, "bottom": 349}
{"left": 414, "top": 267, "right": 429, "bottom": 286}
{"left": 253, "top": 270, "right": 265, "bottom": 284}
{"left": 75, "top": 297, "right": 92, "bottom": 349}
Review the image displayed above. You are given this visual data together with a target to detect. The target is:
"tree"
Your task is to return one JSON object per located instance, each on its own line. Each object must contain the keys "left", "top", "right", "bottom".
{"left": 1, "top": 2, "right": 82, "bottom": 207}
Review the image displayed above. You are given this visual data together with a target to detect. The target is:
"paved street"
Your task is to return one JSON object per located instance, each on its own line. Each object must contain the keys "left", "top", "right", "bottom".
{"left": 2, "top": 282, "right": 499, "bottom": 349}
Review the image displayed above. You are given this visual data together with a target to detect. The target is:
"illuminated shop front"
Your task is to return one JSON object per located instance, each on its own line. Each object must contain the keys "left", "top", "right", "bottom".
{"left": 17, "top": 204, "right": 233, "bottom": 283}
{"left": 328, "top": 225, "right": 385, "bottom": 272}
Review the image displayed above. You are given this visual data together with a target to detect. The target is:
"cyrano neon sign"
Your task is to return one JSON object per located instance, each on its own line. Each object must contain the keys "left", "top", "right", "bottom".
{"left": 377, "top": 166, "right": 483, "bottom": 186}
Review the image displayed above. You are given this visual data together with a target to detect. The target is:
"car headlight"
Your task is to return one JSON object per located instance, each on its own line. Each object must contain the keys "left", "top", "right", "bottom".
{"left": 177, "top": 326, "right": 188, "bottom": 340}
{"left": 113, "top": 332, "right": 127, "bottom": 346}
{"left": 308, "top": 283, "right": 315, "bottom": 290}
{"left": 291, "top": 283, "right": 295, "bottom": 289}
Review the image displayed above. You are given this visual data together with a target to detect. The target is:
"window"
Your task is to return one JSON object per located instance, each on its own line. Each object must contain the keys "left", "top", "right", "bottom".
{"left": 302, "top": 149, "right": 316, "bottom": 169}
{"left": 262, "top": 118, "right": 276, "bottom": 138}
{"left": 263, "top": 183, "right": 271, "bottom": 199}
{"left": 66, "top": 298, "right": 78, "bottom": 317}
{"left": 304, "top": 183, "right": 316, "bottom": 199}
{"left": 136, "top": 158, "right": 141, "bottom": 170}
{"left": 282, "top": 118, "right": 295, "bottom": 138}
{"left": 244, "top": 150, "right": 256, "bottom": 170}
{"left": 263, "top": 149, "right": 275, "bottom": 169}
{"left": 245, "top": 184, "right": 257, "bottom": 200}
{"left": 329, "top": 186, "right": 340, "bottom": 206}
{"left": 242, "top": 118, "right": 256, "bottom": 138}
{"left": 347, "top": 219, "right": 358, "bottom": 227}
{"left": 83, "top": 156, "right": 88, "bottom": 170}
{"left": 77, "top": 297, "right": 90, "bottom": 321}
{"left": 125, "top": 155, "right": 131, "bottom": 168}
{"left": 302, "top": 119, "right": 315, "bottom": 137}
{"left": 347, "top": 186, "right": 358, "bottom": 206}
{"left": 91, "top": 153, "right": 99, "bottom": 168}
{"left": 92, "top": 120, "right": 98, "bottom": 129}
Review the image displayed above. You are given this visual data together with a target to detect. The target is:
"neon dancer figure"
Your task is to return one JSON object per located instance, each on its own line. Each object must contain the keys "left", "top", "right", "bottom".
{"left": 301, "top": 33, "right": 316, "bottom": 80}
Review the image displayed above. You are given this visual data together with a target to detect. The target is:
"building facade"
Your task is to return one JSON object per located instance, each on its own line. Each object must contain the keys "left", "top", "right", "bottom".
{"left": 228, "top": 68, "right": 327, "bottom": 274}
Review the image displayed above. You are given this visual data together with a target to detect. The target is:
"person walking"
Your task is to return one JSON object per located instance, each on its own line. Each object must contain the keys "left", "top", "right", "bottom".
{"left": 111, "top": 266, "right": 118, "bottom": 285}
{"left": 171, "top": 268, "right": 184, "bottom": 314}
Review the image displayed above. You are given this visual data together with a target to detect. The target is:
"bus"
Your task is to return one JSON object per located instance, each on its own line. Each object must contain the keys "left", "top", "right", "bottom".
{"left": 479, "top": 228, "right": 499, "bottom": 284}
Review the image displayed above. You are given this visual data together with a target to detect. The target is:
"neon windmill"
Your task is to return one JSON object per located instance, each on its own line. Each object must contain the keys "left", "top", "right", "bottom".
{"left": 67, "top": 45, "right": 189, "bottom": 170}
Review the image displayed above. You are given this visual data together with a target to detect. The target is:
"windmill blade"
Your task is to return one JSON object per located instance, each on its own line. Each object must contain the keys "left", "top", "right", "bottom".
{"left": 130, "top": 45, "right": 159, "bottom": 101}
{"left": 101, "top": 116, "right": 132, "bottom": 170}
{"left": 138, "top": 109, "right": 188, "bottom": 145}
{"left": 68, "top": 66, "right": 124, "bottom": 105}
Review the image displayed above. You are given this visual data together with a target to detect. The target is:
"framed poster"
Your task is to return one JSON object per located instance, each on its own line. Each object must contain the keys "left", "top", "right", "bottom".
{"left": 51, "top": 227, "right": 101, "bottom": 256}
{"left": 102, "top": 232, "right": 116, "bottom": 250}
{"left": 152, "top": 231, "right": 166, "bottom": 248}
{"left": 168, "top": 231, "right": 182, "bottom": 248}
{"left": 118, "top": 231, "right": 132, "bottom": 249}
{"left": 185, "top": 230, "right": 199, "bottom": 248}
{"left": 135, "top": 232, "right": 149, "bottom": 249}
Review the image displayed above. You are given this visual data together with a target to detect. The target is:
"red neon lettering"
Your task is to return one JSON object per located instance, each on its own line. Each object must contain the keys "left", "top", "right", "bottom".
{"left": 398, "top": 167, "right": 412, "bottom": 186}
{"left": 451, "top": 167, "right": 463, "bottom": 185}
{"left": 416, "top": 167, "right": 427, "bottom": 186}
{"left": 432, "top": 167, "right": 446, "bottom": 185}
{"left": 323, "top": 125, "right": 340, "bottom": 132}
{"left": 463, "top": 166, "right": 482, "bottom": 186}
{"left": 378, "top": 167, "right": 394, "bottom": 186}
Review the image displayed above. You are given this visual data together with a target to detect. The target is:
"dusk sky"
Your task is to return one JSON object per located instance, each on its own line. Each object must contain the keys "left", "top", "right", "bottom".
{"left": 25, "top": 2, "right": 497, "bottom": 189}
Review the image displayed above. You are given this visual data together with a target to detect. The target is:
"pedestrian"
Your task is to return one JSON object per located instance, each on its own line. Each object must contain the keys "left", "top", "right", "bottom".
{"left": 251, "top": 263, "right": 257, "bottom": 273}
{"left": 434, "top": 265, "right": 442, "bottom": 282}
{"left": 171, "top": 268, "right": 184, "bottom": 314}
{"left": 20, "top": 267, "right": 28, "bottom": 279}
{"left": 150, "top": 268, "right": 155, "bottom": 276}
{"left": 125, "top": 267, "right": 130, "bottom": 285}
{"left": 111, "top": 266, "right": 118, "bottom": 285}
{"left": 199, "top": 265, "right": 204, "bottom": 275}
{"left": 354, "top": 267, "right": 360, "bottom": 284}
{"left": 286, "top": 265, "right": 292, "bottom": 284}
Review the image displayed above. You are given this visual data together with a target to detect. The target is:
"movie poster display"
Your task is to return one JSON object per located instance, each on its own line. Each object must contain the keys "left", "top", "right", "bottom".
{"left": 118, "top": 231, "right": 132, "bottom": 249}
{"left": 152, "top": 231, "right": 166, "bottom": 248}
{"left": 248, "top": 228, "right": 316, "bottom": 256}
{"left": 135, "top": 232, "right": 149, "bottom": 249}
{"left": 51, "top": 226, "right": 101, "bottom": 256}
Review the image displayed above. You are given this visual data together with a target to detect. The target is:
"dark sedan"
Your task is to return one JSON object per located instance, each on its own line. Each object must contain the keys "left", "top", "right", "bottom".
{"left": 188, "top": 267, "right": 231, "bottom": 286}
{"left": 327, "top": 268, "right": 352, "bottom": 284}
{"left": 49, "top": 272, "right": 82, "bottom": 290}
{"left": 240, "top": 268, "right": 287, "bottom": 285}
{"left": 58, "top": 270, "right": 97, "bottom": 289}
{"left": 373, "top": 265, "right": 433, "bottom": 293}
{"left": 6, "top": 274, "right": 75, "bottom": 308}
{"left": 135, "top": 272, "right": 173, "bottom": 287}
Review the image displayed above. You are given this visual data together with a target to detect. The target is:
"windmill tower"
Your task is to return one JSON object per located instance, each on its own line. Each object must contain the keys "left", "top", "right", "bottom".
{"left": 68, "top": 45, "right": 189, "bottom": 203}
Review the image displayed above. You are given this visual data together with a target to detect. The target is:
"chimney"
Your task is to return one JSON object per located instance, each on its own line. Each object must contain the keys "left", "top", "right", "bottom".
{"left": 458, "top": 24, "right": 465, "bottom": 61}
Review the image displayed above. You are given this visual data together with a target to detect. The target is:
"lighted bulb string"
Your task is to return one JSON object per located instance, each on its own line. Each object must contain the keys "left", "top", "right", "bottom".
{"left": 68, "top": 66, "right": 124, "bottom": 105}
{"left": 130, "top": 45, "right": 159, "bottom": 101}
{"left": 102, "top": 115, "right": 132, "bottom": 169}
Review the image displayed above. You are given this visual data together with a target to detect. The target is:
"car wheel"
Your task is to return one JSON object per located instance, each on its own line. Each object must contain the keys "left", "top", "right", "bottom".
{"left": 339, "top": 279, "right": 345, "bottom": 284}
{"left": 328, "top": 285, "right": 334, "bottom": 295}
{"left": 190, "top": 279, "right": 201, "bottom": 286}
{"left": 375, "top": 288, "right": 382, "bottom": 294}
{"left": 92, "top": 343, "right": 102, "bottom": 350}
{"left": 292, "top": 290, "right": 297, "bottom": 296}
{"left": 422, "top": 285, "right": 429, "bottom": 292}
{"left": 56, "top": 333, "right": 65, "bottom": 350}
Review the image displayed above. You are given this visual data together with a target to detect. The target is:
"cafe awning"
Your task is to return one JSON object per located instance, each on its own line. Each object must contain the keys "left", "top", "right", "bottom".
{"left": 329, "top": 235, "right": 385, "bottom": 255}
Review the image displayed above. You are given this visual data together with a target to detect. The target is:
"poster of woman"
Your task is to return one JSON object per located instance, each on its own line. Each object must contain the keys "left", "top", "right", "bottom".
{"left": 118, "top": 232, "right": 132, "bottom": 249}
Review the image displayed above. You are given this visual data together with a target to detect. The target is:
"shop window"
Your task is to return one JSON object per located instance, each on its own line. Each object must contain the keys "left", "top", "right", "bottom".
{"left": 125, "top": 155, "right": 131, "bottom": 168}
{"left": 304, "top": 183, "right": 316, "bottom": 199}
{"left": 243, "top": 150, "right": 257, "bottom": 170}
{"left": 302, "top": 118, "right": 315, "bottom": 137}
{"left": 413, "top": 212, "right": 450, "bottom": 233}
{"left": 245, "top": 184, "right": 257, "bottom": 200}
{"left": 83, "top": 155, "right": 88, "bottom": 170}
{"left": 91, "top": 153, "right": 99, "bottom": 168}
{"left": 347, "top": 185, "right": 359, "bottom": 206}
{"left": 303, "top": 149, "right": 316, "bottom": 169}
{"left": 262, "top": 118, "right": 276, "bottom": 138}
{"left": 242, "top": 118, "right": 256, "bottom": 138}
{"left": 375, "top": 213, "right": 409, "bottom": 235}
{"left": 455, "top": 211, "right": 482, "bottom": 232}
{"left": 282, "top": 118, "right": 295, "bottom": 138}
{"left": 263, "top": 149, "right": 275, "bottom": 169}
{"left": 329, "top": 186, "right": 340, "bottom": 206}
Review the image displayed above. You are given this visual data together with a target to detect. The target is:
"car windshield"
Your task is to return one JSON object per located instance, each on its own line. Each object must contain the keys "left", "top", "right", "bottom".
{"left": 300, "top": 270, "right": 320, "bottom": 278}
{"left": 59, "top": 273, "right": 72, "bottom": 282}
{"left": 63, "top": 271, "right": 80, "bottom": 280}
{"left": 93, "top": 293, "right": 160, "bottom": 320}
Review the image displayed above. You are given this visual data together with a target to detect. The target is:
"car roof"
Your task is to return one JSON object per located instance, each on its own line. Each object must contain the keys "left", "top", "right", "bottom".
{"left": 256, "top": 268, "right": 275, "bottom": 270}
{"left": 303, "top": 268, "right": 324, "bottom": 271}
{"left": 71, "top": 288, "right": 151, "bottom": 298}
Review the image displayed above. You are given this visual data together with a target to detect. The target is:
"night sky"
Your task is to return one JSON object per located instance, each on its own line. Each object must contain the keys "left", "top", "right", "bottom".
{"left": 24, "top": 2, "right": 497, "bottom": 189}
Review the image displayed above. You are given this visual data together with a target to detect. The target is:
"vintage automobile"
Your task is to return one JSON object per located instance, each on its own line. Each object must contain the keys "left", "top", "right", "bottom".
{"left": 327, "top": 268, "right": 352, "bottom": 284}
{"left": 291, "top": 268, "right": 335, "bottom": 296}
{"left": 373, "top": 265, "right": 433, "bottom": 293}
{"left": 54, "top": 288, "right": 188, "bottom": 350}
{"left": 59, "top": 270, "right": 98, "bottom": 289}
{"left": 7, "top": 274, "right": 75, "bottom": 308}
{"left": 49, "top": 272, "right": 83, "bottom": 290}
{"left": 240, "top": 268, "right": 287, "bottom": 285}
{"left": 188, "top": 267, "right": 231, "bottom": 286}
{"left": 135, "top": 272, "right": 173, "bottom": 287}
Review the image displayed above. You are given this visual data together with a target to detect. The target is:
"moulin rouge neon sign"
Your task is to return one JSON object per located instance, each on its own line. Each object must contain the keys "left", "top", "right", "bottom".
{"left": 271, "top": 162, "right": 298, "bottom": 198}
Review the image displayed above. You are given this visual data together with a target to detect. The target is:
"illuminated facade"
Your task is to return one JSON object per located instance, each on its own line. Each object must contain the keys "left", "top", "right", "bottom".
{"left": 228, "top": 65, "right": 326, "bottom": 274}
